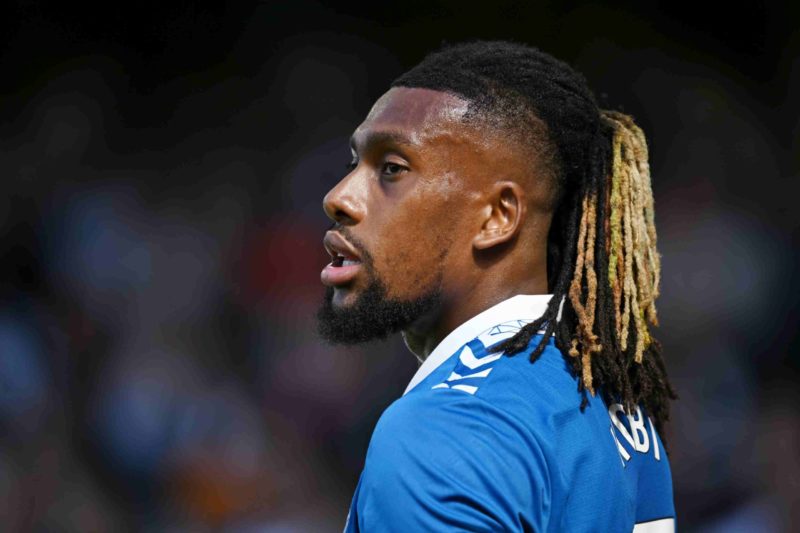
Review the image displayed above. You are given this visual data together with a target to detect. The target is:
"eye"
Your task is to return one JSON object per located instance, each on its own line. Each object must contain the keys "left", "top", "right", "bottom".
{"left": 345, "top": 160, "right": 358, "bottom": 172}
{"left": 381, "top": 162, "right": 407, "bottom": 178}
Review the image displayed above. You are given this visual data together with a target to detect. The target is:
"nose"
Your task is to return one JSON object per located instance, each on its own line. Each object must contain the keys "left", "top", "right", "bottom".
{"left": 322, "top": 173, "right": 363, "bottom": 225}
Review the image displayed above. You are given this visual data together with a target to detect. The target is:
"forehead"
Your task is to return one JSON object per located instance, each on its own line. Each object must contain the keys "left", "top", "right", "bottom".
{"left": 352, "top": 87, "right": 472, "bottom": 147}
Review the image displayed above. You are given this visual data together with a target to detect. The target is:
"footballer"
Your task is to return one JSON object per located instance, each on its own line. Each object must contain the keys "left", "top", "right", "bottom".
{"left": 317, "top": 40, "right": 676, "bottom": 532}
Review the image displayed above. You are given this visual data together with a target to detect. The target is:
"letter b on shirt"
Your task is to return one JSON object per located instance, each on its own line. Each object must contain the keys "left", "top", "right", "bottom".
{"left": 609, "top": 404, "right": 660, "bottom": 462}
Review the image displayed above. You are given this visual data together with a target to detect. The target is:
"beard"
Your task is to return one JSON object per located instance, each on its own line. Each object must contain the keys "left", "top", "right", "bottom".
{"left": 316, "top": 258, "right": 442, "bottom": 345}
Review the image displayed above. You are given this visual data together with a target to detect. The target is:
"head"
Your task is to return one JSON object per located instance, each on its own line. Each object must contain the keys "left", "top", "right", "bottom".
{"left": 317, "top": 40, "right": 674, "bottom": 431}
{"left": 317, "top": 42, "right": 569, "bottom": 345}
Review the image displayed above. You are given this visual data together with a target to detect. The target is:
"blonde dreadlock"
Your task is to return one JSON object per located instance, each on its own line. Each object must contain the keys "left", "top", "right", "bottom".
{"left": 568, "top": 111, "right": 662, "bottom": 395}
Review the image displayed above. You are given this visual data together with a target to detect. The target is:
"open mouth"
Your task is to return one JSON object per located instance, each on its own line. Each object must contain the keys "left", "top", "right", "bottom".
{"left": 330, "top": 252, "right": 361, "bottom": 268}
{"left": 321, "top": 254, "right": 362, "bottom": 287}
{"left": 321, "top": 231, "right": 364, "bottom": 287}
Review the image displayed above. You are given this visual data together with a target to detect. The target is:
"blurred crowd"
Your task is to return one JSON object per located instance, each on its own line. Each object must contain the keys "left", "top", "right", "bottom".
{"left": 1, "top": 3, "right": 797, "bottom": 531}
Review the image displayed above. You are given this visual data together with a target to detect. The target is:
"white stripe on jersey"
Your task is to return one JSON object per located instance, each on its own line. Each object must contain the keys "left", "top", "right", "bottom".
{"left": 633, "top": 517, "right": 675, "bottom": 533}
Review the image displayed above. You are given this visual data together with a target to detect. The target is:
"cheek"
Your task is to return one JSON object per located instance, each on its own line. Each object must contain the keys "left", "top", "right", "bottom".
{"left": 371, "top": 191, "right": 462, "bottom": 297}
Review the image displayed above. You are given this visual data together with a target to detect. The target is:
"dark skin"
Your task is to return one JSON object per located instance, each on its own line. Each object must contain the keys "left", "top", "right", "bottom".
{"left": 322, "top": 87, "right": 555, "bottom": 360}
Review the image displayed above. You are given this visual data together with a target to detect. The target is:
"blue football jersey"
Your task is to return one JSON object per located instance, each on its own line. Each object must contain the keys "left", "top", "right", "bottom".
{"left": 344, "top": 295, "right": 675, "bottom": 532}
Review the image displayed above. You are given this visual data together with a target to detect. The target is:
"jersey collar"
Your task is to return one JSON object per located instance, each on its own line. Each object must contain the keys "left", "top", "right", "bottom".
{"left": 403, "top": 294, "right": 555, "bottom": 395}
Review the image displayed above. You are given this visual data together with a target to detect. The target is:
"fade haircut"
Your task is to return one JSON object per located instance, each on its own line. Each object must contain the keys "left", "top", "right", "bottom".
{"left": 393, "top": 40, "right": 676, "bottom": 434}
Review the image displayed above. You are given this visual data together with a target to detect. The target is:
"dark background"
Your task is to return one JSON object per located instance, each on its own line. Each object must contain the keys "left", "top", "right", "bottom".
{"left": 1, "top": 1, "right": 798, "bottom": 531}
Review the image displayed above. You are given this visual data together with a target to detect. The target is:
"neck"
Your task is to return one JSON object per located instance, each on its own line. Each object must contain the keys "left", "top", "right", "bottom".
{"left": 402, "top": 273, "right": 548, "bottom": 362}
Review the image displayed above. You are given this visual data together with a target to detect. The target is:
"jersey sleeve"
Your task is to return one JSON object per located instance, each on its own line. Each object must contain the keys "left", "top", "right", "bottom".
{"left": 351, "top": 389, "right": 552, "bottom": 532}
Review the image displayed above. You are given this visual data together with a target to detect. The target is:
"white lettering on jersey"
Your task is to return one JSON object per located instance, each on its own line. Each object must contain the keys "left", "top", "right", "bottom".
{"left": 629, "top": 406, "right": 650, "bottom": 453}
{"left": 650, "top": 414, "right": 661, "bottom": 461}
{"left": 608, "top": 404, "right": 662, "bottom": 463}
{"left": 610, "top": 424, "right": 631, "bottom": 466}
{"left": 609, "top": 403, "right": 636, "bottom": 450}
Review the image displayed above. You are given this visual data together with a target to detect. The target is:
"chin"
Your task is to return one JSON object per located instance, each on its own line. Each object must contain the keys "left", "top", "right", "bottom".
{"left": 329, "top": 285, "right": 360, "bottom": 308}
{"left": 317, "top": 277, "right": 442, "bottom": 346}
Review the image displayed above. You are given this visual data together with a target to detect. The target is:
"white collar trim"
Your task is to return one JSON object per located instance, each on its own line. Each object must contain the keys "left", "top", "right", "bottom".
{"left": 403, "top": 294, "right": 555, "bottom": 395}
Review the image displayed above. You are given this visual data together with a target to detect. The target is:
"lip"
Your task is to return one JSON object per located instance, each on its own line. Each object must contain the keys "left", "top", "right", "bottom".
{"left": 323, "top": 231, "right": 362, "bottom": 262}
{"left": 321, "top": 231, "right": 363, "bottom": 287}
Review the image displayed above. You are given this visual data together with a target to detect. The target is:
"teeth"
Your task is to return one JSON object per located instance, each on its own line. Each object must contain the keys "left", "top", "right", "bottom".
{"left": 342, "top": 259, "right": 359, "bottom": 266}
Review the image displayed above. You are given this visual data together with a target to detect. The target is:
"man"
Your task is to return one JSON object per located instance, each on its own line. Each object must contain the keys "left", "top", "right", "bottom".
{"left": 318, "top": 40, "right": 676, "bottom": 532}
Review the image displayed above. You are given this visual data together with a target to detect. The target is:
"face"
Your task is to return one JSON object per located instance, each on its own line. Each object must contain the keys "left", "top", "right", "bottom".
{"left": 317, "top": 87, "right": 483, "bottom": 343}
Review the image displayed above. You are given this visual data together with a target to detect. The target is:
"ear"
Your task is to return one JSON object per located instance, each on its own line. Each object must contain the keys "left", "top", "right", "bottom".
{"left": 473, "top": 181, "right": 526, "bottom": 250}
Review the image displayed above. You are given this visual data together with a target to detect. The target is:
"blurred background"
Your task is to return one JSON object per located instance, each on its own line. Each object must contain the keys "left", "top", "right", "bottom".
{"left": 1, "top": 1, "right": 797, "bottom": 531}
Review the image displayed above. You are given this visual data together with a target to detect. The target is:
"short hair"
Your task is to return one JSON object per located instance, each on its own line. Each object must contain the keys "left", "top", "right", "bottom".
{"left": 393, "top": 40, "right": 676, "bottom": 434}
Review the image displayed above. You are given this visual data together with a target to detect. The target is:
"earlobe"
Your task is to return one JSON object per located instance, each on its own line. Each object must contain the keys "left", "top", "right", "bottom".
{"left": 473, "top": 182, "right": 525, "bottom": 250}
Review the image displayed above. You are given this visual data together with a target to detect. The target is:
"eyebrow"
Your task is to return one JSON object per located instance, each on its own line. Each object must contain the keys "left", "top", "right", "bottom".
{"left": 349, "top": 130, "right": 418, "bottom": 152}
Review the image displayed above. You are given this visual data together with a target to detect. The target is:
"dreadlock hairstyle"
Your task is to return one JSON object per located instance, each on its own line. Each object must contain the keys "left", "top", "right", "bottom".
{"left": 392, "top": 40, "right": 676, "bottom": 434}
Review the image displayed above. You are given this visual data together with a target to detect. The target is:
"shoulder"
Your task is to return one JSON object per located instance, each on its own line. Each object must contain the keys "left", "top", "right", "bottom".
{"left": 383, "top": 333, "right": 578, "bottom": 427}
{"left": 387, "top": 373, "right": 546, "bottom": 432}
{"left": 421, "top": 335, "right": 588, "bottom": 434}
{"left": 381, "top": 335, "right": 598, "bottom": 469}
{"left": 356, "top": 383, "right": 553, "bottom": 531}
{"left": 369, "top": 383, "right": 550, "bottom": 480}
